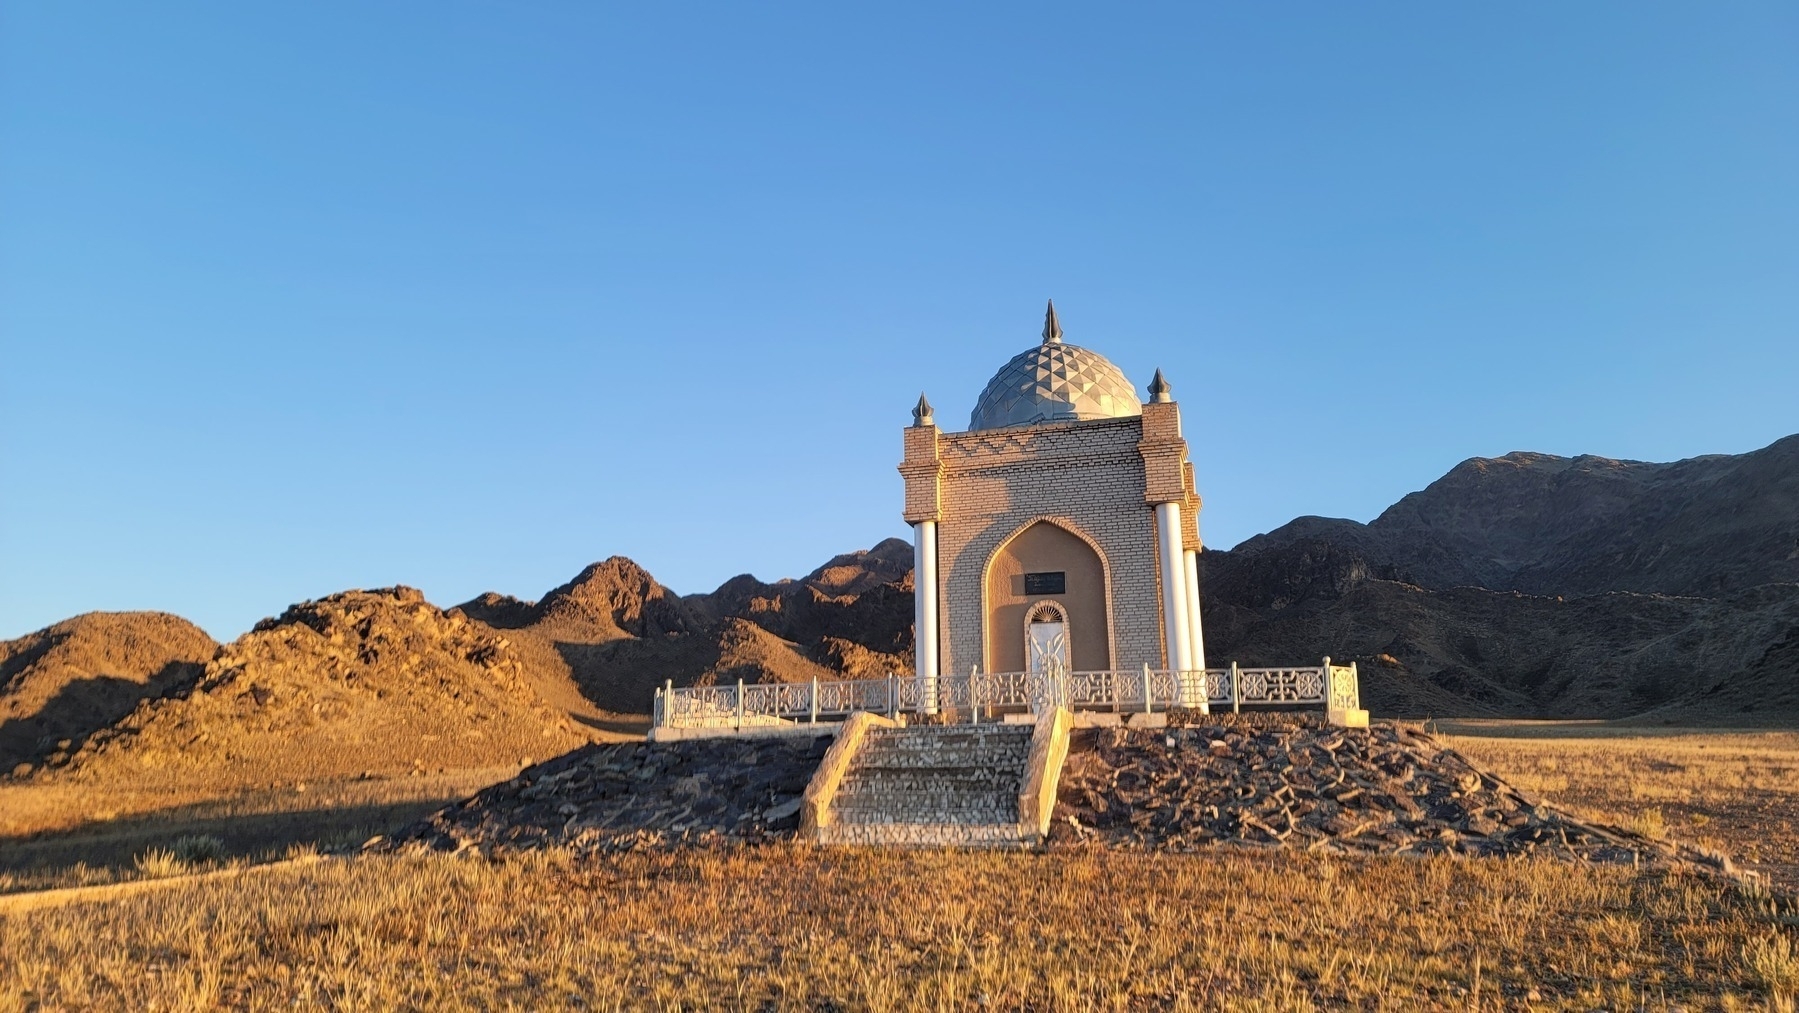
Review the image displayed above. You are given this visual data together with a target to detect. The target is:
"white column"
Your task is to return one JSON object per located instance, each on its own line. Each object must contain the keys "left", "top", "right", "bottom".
{"left": 1154, "top": 502, "right": 1194, "bottom": 677}
{"left": 1183, "top": 547, "right": 1208, "bottom": 711}
{"left": 914, "top": 519, "right": 940, "bottom": 714}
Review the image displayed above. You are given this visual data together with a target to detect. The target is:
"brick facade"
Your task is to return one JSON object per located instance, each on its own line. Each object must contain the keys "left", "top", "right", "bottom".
{"left": 901, "top": 411, "right": 1195, "bottom": 676}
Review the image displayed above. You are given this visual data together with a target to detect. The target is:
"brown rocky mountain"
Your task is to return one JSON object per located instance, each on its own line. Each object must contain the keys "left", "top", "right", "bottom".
{"left": 0, "top": 543, "right": 916, "bottom": 795}
{"left": 1237, "top": 434, "right": 1799, "bottom": 598}
{"left": 23, "top": 588, "right": 589, "bottom": 790}
{"left": 1199, "top": 542, "right": 1799, "bottom": 720}
{"left": 1201, "top": 434, "right": 1799, "bottom": 720}
{"left": 453, "top": 540, "right": 914, "bottom": 713}
{"left": 1, "top": 612, "right": 217, "bottom": 772}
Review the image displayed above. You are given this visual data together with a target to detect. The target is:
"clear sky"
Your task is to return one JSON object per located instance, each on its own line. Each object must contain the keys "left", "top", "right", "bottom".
{"left": 3, "top": 2, "right": 1795, "bottom": 641}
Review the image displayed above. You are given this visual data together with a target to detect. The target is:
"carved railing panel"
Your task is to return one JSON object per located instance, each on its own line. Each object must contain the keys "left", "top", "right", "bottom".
{"left": 658, "top": 664, "right": 1350, "bottom": 728}
{"left": 1328, "top": 665, "right": 1359, "bottom": 712}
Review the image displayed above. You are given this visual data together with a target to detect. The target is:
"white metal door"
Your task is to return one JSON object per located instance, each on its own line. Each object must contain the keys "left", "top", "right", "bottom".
{"left": 1027, "top": 621, "right": 1069, "bottom": 676}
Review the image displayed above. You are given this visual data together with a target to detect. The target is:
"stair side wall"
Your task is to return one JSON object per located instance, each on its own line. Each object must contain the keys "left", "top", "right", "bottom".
{"left": 799, "top": 711, "right": 898, "bottom": 839}
{"left": 1017, "top": 707, "right": 1073, "bottom": 843}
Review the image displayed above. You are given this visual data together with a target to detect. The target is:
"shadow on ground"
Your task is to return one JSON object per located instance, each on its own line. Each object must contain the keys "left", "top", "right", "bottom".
{"left": 0, "top": 796, "right": 458, "bottom": 885}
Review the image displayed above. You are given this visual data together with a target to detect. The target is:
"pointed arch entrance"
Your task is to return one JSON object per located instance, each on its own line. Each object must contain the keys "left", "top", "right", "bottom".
{"left": 983, "top": 519, "right": 1111, "bottom": 674}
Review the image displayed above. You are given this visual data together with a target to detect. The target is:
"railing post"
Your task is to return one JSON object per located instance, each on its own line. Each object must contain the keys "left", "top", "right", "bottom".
{"left": 1230, "top": 662, "right": 1240, "bottom": 714}
{"left": 666, "top": 678, "right": 676, "bottom": 726}
{"left": 970, "top": 664, "right": 980, "bottom": 725}
{"left": 735, "top": 678, "right": 745, "bottom": 731}
{"left": 1322, "top": 657, "right": 1332, "bottom": 710}
{"left": 888, "top": 672, "right": 897, "bottom": 719}
{"left": 1141, "top": 663, "right": 1154, "bottom": 715}
{"left": 810, "top": 675, "right": 819, "bottom": 724}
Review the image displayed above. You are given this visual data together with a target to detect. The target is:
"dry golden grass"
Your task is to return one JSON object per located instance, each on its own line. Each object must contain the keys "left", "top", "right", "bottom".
{"left": 4, "top": 720, "right": 1798, "bottom": 1009}
{"left": 1440, "top": 721, "right": 1799, "bottom": 894}
{"left": 0, "top": 769, "right": 517, "bottom": 894}
{"left": 2, "top": 845, "right": 1795, "bottom": 1011}
{"left": 0, "top": 721, "right": 646, "bottom": 893}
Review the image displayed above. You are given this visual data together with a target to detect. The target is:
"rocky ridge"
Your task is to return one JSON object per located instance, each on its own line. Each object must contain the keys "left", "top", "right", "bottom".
{"left": 452, "top": 540, "right": 915, "bottom": 713}
{"left": 23, "top": 587, "right": 587, "bottom": 789}
{"left": 1200, "top": 543, "right": 1799, "bottom": 720}
{"left": 1239, "top": 434, "right": 1799, "bottom": 598}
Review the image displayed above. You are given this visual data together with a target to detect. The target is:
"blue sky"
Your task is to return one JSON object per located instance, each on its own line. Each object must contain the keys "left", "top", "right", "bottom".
{"left": 3, "top": 2, "right": 1795, "bottom": 641}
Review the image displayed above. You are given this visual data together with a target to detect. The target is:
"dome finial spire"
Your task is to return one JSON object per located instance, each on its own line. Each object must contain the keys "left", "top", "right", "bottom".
{"left": 1148, "top": 368, "right": 1173, "bottom": 403}
{"left": 912, "top": 392, "right": 935, "bottom": 427}
{"left": 1042, "top": 299, "right": 1063, "bottom": 344}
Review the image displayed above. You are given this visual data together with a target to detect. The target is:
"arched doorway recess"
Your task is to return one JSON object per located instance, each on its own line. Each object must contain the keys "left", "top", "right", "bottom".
{"left": 983, "top": 520, "right": 1111, "bottom": 673}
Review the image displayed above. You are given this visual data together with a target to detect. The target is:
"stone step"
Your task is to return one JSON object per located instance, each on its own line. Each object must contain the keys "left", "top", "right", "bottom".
{"left": 836, "top": 783, "right": 1017, "bottom": 810}
{"left": 837, "top": 768, "right": 1022, "bottom": 793}
{"left": 863, "top": 727, "right": 1032, "bottom": 747}
{"left": 853, "top": 732, "right": 1032, "bottom": 768}
{"left": 834, "top": 793, "right": 1018, "bottom": 813}
{"left": 832, "top": 803, "right": 1017, "bottom": 826}
{"left": 853, "top": 743, "right": 1030, "bottom": 763}
{"left": 815, "top": 822, "right": 1029, "bottom": 847}
{"left": 834, "top": 799, "right": 1016, "bottom": 819}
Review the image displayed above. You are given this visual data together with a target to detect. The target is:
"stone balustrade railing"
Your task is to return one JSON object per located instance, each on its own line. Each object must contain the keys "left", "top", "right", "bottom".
{"left": 653, "top": 659, "right": 1366, "bottom": 731}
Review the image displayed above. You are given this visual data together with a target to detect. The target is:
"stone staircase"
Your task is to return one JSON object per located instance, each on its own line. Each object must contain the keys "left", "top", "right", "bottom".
{"left": 815, "top": 724, "right": 1035, "bottom": 847}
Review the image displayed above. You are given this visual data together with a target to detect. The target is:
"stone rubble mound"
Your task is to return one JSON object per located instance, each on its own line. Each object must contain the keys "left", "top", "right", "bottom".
{"left": 1050, "top": 716, "right": 1742, "bottom": 877}
{"left": 379, "top": 715, "right": 1747, "bottom": 882}
{"left": 378, "top": 734, "right": 833, "bottom": 854}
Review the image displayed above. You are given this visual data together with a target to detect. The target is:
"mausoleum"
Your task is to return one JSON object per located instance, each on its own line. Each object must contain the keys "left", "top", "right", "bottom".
{"left": 900, "top": 301, "right": 1207, "bottom": 710}
{"left": 652, "top": 302, "right": 1365, "bottom": 740}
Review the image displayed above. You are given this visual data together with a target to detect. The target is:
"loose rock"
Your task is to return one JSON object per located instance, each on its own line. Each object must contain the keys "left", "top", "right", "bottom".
{"left": 379, "top": 733, "right": 834, "bottom": 855}
{"left": 1049, "top": 717, "right": 1744, "bottom": 880}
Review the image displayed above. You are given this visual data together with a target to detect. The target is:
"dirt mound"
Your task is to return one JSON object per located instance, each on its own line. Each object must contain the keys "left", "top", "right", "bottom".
{"left": 1, "top": 612, "right": 217, "bottom": 772}
{"left": 1049, "top": 720, "right": 1741, "bottom": 880}
{"left": 23, "top": 587, "right": 587, "bottom": 790}
{"left": 379, "top": 735, "right": 831, "bottom": 854}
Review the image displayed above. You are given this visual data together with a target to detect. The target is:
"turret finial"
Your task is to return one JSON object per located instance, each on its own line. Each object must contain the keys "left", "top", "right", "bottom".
{"left": 912, "top": 392, "right": 935, "bottom": 426}
{"left": 1148, "top": 368, "right": 1173, "bottom": 403}
{"left": 1042, "top": 299, "right": 1063, "bottom": 344}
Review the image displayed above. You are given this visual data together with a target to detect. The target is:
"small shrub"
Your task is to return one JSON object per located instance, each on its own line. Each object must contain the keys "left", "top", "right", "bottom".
{"left": 283, "top": 840, "right": 321, "bottom": 861}
{"left": 1744, "top": 933, "right": 1799, "bottom": 998}
{"left": 171, "top": 834, "right": 228, "bottom": 866}
{"left": 1632, "top": 807, "right": 1667, "bottom": 839}
{"left": 134, "top": 849, "right": 186, "bottom": 878}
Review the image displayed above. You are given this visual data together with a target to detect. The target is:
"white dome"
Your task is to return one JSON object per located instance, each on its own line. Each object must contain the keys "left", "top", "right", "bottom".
{"left": 967, "top": 303, "right": 1142, "bottom": 431}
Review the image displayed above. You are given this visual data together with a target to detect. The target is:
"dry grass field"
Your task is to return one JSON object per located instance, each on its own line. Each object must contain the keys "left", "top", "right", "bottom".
{"left": 1442, "top": 721, "right": 1799, "bottom": 896}
{"left": 0, "top": 770, "right": 519, "bottom": 894}
{"left": 0, "top": 721, "right": 1795, "bottom": 1011}
{"left": 0, "top": 718, "right": 651, "bottom": 894}
{"left": 2, "top": 845, "right": 1796, "bottom": 1011}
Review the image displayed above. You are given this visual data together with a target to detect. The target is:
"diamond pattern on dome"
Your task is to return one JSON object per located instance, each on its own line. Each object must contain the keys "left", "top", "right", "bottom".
{"left": 967, "top": 340, "right": 1143, "bottom": 431}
